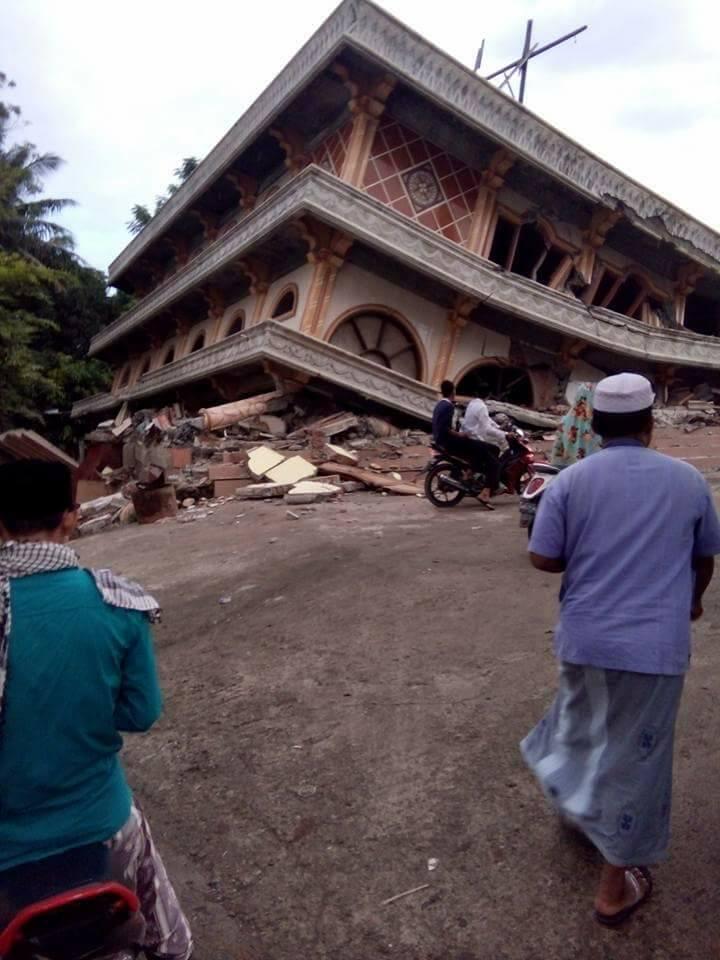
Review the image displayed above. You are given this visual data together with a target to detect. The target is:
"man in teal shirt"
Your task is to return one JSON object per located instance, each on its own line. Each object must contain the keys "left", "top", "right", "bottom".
{"left": 0, "top": 460, "right": 193, "bottom": 959}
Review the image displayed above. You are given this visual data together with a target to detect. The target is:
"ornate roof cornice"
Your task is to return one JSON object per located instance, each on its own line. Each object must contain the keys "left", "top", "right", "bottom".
{"left": 108, "top": 0, "right": 720, "bottom": 286}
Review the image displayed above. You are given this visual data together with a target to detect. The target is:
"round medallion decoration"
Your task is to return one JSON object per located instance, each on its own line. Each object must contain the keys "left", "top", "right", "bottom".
{"left": 403, "top": 164, "right": 442, "bottom": 212}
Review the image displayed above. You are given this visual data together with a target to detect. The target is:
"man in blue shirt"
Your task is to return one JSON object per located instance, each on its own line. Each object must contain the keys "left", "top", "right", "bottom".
{"left": 522, "top": 373, "right": 720, "bottom": 926}
{"left": 0, "top": 460, "right": 193, "bottom": 959}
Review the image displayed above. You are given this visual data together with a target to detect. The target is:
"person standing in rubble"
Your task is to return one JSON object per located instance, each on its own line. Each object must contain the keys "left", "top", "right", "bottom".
{"left": 0, "top": 460, "right": 193, "bottom": 960}
{"left": 550, "top": 381, "right": 601, "bottom": 467}
{"left": 522, "top": 373, "right": 720, "bottom": 925}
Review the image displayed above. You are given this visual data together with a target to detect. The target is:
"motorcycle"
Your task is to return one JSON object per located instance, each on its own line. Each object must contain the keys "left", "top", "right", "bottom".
{"left": 424, "top": 429, "right": 535, "bottom": 508}
{"left": 0, "top": 843, "right": 143, "bottom": 960}
{"left": 519, "top": 461, "right": 560, "bottom": 537}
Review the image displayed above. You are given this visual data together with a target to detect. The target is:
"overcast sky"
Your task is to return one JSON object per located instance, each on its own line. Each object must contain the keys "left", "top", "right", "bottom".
{"left": 3, "top": 0, "right": 718, "bottom": 276}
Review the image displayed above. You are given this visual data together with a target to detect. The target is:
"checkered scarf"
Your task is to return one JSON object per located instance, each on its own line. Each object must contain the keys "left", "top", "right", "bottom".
{"left": 0, "top": 541, "right": 161, "bottom": 724}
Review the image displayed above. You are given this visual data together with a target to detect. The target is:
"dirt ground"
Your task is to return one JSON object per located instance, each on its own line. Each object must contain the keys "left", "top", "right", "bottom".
{"left": 75, "top": 456, "right": 720, "bottom": 960}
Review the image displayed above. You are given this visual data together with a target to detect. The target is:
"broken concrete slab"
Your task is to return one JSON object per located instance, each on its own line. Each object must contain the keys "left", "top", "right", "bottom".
{"left": 77, "top": 513, "right": 115, "bottom": 537}
{"left": 78, "top": 492, "right": 128, "bottom": 521}
{"left": 265, "top": 455, "right": 317, "bottom": 485}
{"left": 248, "top": 445, "right": 285, "bottom": 479}
{"left": 325, "top": 443, "right": 359, "bottom": 466}
{"left": 235, "top": 482, "right": 293, "bottom": 500}
{"left": 284, "top": 481, "right": 342, "bottom": 505}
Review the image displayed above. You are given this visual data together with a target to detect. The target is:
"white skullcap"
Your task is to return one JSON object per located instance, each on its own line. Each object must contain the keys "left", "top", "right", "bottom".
{"left": 593, "top": 373, "right": 655, "bottom": 413}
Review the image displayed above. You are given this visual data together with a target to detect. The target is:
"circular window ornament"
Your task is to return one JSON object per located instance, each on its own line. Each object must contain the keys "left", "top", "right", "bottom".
{"left": 403, "top": 164, "right": 442, "bottom": 212}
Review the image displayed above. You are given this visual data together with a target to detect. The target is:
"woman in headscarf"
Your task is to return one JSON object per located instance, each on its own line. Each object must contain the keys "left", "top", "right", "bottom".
{"left": 551, "top": 381, "right": 601, "bottom": 467}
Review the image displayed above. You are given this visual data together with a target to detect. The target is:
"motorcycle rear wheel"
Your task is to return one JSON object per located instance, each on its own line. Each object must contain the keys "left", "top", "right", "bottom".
{"left": 424, "top": 461, "right": 466, "bottom": 508}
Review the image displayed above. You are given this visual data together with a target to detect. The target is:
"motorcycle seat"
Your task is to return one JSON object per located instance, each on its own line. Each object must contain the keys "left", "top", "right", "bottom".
{"left": 0, "top": 845, "right": 140, "bottom": 958}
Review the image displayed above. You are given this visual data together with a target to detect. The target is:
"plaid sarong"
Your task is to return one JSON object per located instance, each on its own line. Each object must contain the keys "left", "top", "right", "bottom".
{"left": 0, "top": 541, "right": 161, "bottom": 724}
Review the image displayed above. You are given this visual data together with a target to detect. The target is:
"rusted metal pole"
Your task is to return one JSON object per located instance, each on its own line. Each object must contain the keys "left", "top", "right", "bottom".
{"left": 518, "top": 19, "right": 533, "bottom": 104}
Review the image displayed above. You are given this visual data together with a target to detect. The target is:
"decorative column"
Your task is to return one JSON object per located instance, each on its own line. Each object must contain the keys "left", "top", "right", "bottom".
{"left": 226, "top": 173, "right": 257, "bottom": 214}
{"left": 168, "top": 236, "right": 190, "bottom": 275}
{"left": 576, "top": 207, "right": 623, "bottom": 287}
{"left": 332, "top": 67, "right": 396, "bottom": 188}
{"left": 202, "top": 287, "right": 227, "bottom": 343}
{"left": 673, "top": 263, "right": 703, "bottom": 327}
{"left": 190, "top": 210, "right": 219, "bottom": 245}
{"left": 269, "top": 126, "right": 308, "bottom": 174}
{"left": 466, "top": 150, "right": 515, "bottom": 257}
{"left": 175, "top": 318, "right": 192, "bottom": 358}
{"left": 430, "top": 296, "right": 477, "bottom": 387}
{"left": 235, "top": 258, "right": 271, "bottom": 326}
{"left": 295, "top": 220, "right": 353, "bottom": 337}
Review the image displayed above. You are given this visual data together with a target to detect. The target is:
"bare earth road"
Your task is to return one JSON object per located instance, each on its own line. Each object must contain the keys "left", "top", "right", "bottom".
{"left": 77, "top": 491, "right": 720, "bottom": 960}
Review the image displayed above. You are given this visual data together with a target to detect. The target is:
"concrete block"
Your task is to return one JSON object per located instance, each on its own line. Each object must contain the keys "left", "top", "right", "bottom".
{"left": 248, "top": 445, "right": 285, "bottom": 479}
{"left": 212, "top": 478, "right": 243, "bottom": 498}
{"left": 208, "top": 463, "right": 249, "bottom": 481}
{"left": 170, "top": 447, "right": 192, "bottom": 469}
{"left": 284, "top": 481, "right": 341, "bottom": 505}
{"left": 235, "top": 482, "right": 292, "bottom": 500}
{"left": 266, "top": 455, "right": 317, "bottom": 485}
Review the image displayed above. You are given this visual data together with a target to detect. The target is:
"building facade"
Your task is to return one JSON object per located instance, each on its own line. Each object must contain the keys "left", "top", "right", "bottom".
{"left": 73, "top": 0, "right": 720, "bottom": 423}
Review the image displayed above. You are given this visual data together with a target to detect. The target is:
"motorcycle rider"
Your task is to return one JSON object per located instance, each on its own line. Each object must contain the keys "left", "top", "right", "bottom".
{"left": 0, "top": 460, "right": 193, "bottom": 960}
{"left": 462, "top": 380, "right": 508, "bottom": 468}
{"left": 432, "top": 379, "right": 499, "bottom": 505}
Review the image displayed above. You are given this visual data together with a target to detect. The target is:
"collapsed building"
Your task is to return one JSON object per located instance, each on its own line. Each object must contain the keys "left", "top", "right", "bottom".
{"left": 73, "top": 0, "right": 720, "bottom": 430}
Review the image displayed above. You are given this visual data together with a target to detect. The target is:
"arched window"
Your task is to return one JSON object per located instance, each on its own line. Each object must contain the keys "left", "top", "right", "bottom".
{"left": 457, "top": 364, "right": 534, "bottom": 407}
{"left": 138, "top": 355, "right": 152, "bottom": 378}
{"left": 189, "top": 330, "right": 206, "bottom": 353}
{"left": 161, "top": 345, "right": 176, "bottom": 366}
{"left": 224, "top": 310, "right": 245, "bottom": 338}
{"left": 117, "top": 365, "right": 131, "bottom": 389}
{"left": 328, "top": 312, "right": 422, "bottom": 380}
{"left": 270, "top": 285, "right": 297, "bottom": 319}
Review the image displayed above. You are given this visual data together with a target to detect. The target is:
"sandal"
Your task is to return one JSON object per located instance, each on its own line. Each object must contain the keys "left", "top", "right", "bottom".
{"left": 594, "top": 867, "right": 652, "bottom": 927}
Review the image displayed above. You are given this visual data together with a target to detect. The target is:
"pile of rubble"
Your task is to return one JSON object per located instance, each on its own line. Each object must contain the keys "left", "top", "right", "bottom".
{"left": 74, "top": 389, "right": 434, "bottom": 536}
{"left": 69, "top": 380, "right": 720, "bottom": 537}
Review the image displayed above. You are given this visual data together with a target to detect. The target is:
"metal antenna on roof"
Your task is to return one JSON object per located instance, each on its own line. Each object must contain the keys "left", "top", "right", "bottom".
{"left": 474, "top": 20, "right": 587, "bottom": 104}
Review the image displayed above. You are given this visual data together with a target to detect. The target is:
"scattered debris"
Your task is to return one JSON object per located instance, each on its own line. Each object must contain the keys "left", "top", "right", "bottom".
{"left": 286, "top": 510, "right": 301, "bottom": 520}
{"left": 427, "top": 858, "right": 439, "bottom": 872}
{"left": 235, "top": 482, "right": 292, "bottom": 500}
{"left": 381, "top": 884, "right": 431, "bottom": 907}
{"left": 266, "top": 455, "right": 317, "bottom": 485}
{"left": 284, "top": 481, "right": 341, "bottom": 505}
{"left": 319, "top": 462, "right": 419, "bottom": 495}
{"left": 248, "top": 446, "right": 285, "bottom": 479}
{"left": 131, "top": 484, "right": 178, "bottom": 524}
{"left": 324, "top": 443, "right": 358, "bottom": 465}
{"left": 219, "top": 596, "right": 232, "bottom": 605}
{"left": 292, "top": 783, "right": 318, "bottom": 799}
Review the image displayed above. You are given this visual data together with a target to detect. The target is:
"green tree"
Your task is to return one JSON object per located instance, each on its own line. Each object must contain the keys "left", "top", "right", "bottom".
{"left": 0, "top": 74, "right": 76, "bottom": 268}
{"left": 126, "top": 155, "right": 199, "bottom": 234}
{"left": 0, "top": 253, "right": 58, "bottom": 429}
{"left": 0, "top": 72, "right": 116, "bottom": 444}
